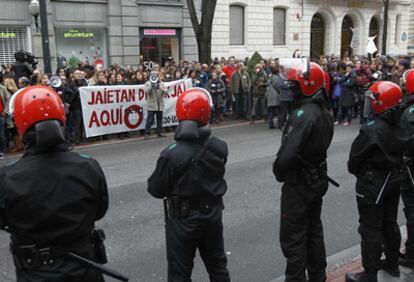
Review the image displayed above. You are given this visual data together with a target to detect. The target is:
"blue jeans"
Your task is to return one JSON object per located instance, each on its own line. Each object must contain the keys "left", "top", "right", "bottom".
{"left": 0, "top": 116, "right": 8, "bottom": 153}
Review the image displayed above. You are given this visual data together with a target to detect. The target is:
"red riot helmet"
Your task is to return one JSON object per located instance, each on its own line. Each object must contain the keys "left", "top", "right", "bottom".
{"left": 176, "top": 87, "right": 213, "bottom": 125}
{"left": 364, "top": 81, "right": 403, "bottom": 116}
{"left": 403, "top": 69, "right": 414, "bottom": 95}
{"left": 282, "top": 59, "right": 325, "bottom": 96}
{"left": 9, "top": 86, "right": 66, "bottom": 137}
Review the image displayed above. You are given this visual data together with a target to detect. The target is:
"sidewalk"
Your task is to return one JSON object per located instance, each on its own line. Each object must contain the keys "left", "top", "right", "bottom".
{"left": 271, "top": 226, "right": 413, "bottom": 282}
{"left": 326, "top": 259, "right": 414, "bottom": 282}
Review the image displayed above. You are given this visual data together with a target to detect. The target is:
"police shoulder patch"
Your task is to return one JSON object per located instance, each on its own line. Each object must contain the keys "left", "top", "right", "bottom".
{"left": 409, "top": 107, "right": 414, "bottom": 114}
{"left": 168, "top": 143, "right": 177, "bottom": 150}
{"left": 296, "top": 109, "right": 304, "bottom": 118}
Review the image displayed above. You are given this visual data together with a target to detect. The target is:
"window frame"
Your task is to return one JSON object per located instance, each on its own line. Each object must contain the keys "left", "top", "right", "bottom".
{"left": 273, "top": 7, "right": 287, "bottom": 46}
{"left": 229, "top": 4, "right": 245, "bottom": 46}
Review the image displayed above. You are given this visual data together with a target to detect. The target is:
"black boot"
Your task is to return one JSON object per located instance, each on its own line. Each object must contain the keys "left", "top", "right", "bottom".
{"left": 380, "top": 259, "right": 400, "bottom": 277}
{"left": 399, "top": 252, "right": 414, "bottom": 269}
{"left": 345, "top": 271, "right": 377, "bottom": 282}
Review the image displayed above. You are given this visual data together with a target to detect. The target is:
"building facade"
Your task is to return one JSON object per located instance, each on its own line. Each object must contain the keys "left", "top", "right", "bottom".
{"left": 0, "top": 0, "right": 411, "bottom": 72}
{"left": 211, "top": 0, "right": 412, "bottom": 60}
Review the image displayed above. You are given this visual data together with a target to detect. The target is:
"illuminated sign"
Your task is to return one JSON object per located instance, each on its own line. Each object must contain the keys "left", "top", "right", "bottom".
{"left": 0, "top": 32, "right": 17, "bottom": 39}
{"left": 143, "top": 29, "right": 176, "bottom": 36}
{"left": 64, "top": 29, "right": 94, "bottom": 38}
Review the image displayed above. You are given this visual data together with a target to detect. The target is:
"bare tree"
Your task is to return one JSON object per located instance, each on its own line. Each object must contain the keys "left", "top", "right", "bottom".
{"left": 186, "top": 0, "right": 217, "bottom": 64}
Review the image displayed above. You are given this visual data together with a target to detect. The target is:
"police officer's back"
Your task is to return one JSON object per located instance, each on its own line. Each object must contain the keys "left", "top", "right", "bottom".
{"left": 0, "top": 86, "right": 108, "bottom": 282}
{"left": 273, "top": 61, "right": 334, "bottom": 282}
{"left": 398, "top": 69, "right": 414, "bottom": 269}
{"left": 148, "top": 88, "right": 231, "bottom": 282}
{"left": 346, "top": 81, "right": 406, "bottom": 282}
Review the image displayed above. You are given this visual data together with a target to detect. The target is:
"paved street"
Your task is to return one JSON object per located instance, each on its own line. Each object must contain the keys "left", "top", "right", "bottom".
{"left": 0, "top": 121, "right": 403, "bottom": 282}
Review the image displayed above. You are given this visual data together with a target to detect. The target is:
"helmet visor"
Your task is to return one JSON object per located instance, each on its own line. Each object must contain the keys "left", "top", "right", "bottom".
{"left": 363, "top": 90, "right": 376, "bottom": 118}
{"left": 278, "top": 57, "right": 310, "bottom": 80}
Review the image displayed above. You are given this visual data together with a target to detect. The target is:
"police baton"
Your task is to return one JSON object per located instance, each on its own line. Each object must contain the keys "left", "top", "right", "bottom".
{"left": 297, "top": 155, "right": 340, "bottom": 188}
{"left": 375, "top": 171, "right": 391, "bottom": 205}
{"left": 407, "top": 165, "right": 414, "bottom": 188}
{"left": 67, "top": 252, "right": 129, "bottom": 282}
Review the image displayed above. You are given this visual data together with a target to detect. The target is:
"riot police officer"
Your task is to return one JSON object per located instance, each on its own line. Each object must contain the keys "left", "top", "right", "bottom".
{"left": 273, "top": 60, "right": 334, "bottom": 282}
{"left": 147, "top": 88, "right": 231, "bottom": 282}
{"left": 346, "top": 81, "right": 406, "bottom": 282}
{"left": 399, "top": 69, "right": 414, "bottom": 269}
{"left": 0, "top": 86, "right": 109, "bottom": 282}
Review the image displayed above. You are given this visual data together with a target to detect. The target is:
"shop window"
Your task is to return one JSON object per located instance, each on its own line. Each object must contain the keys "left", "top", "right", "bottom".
{"left": 273, "top": 8, "right": 286, "bottom": 45}
{"left": 230, "top": 5, "right": 244, "bottom": 45}
{"left": 395, "top": 15, "right": 401, "bottom": 45}
{"left": 139, "top": 29, "right": 180, "bottom": 69}
{"left": 0, "top": 27, "right": 29, "bottom": 65}
{"left": 55, "top": 27, "right": 107, "bottom": 68}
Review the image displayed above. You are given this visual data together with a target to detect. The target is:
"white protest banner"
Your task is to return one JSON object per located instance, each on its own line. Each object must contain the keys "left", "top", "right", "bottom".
{"left": 350, "top": 27, "right": 360, "bottom": 49}
{"left": 367, "top": 35, "right": 378, "bottom": 54}
{"left": 79, "top": 78, "right": 192, "bottom": 137}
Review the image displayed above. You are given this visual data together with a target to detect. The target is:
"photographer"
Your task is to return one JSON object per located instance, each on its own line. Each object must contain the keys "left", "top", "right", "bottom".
{"left": 144, "top": 71, "right": 167, "bottom": 139}
{"left": 13, "top": 51, "right": 36, "bottom": 83}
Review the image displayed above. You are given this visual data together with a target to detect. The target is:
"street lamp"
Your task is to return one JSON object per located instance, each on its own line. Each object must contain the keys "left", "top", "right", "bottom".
{"left": 28, "top": 0, "right": 52, "bottom": 74}
{"left": 29, "top": 0, "right": 40, "bottom": 32}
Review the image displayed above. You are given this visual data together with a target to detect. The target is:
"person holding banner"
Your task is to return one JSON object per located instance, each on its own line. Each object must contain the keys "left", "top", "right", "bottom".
{"left": 144, "top": 71, "right": 167, "bottom": 139}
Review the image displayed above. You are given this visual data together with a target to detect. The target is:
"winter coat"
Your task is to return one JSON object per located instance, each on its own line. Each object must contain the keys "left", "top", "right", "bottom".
{"left": 266, "top": 74, "right": 281, "bottom": 107}
{"left": 251, "top": 70, "right": 268, "bottom": 97}
{"left": 208, "top": 79, "right": 225, "bottom": 108}
{"left": 231, "top": 71, "right": 251, "bottom": 94}
{"left": 144, "top": 81, "right": 166, "bottom": 111}
{"left": 338, "top": 71, "right": 357, "bottom": 107}
{"left": 273, "top": 74, "right": 293, "bottom": 102}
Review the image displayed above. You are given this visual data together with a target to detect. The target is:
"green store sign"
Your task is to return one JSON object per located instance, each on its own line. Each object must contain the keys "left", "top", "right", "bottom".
{"left": 64, "top": 29, "right": 94, "bottom": 38}
{"left": 0, "top": 32, "right": 17, "bottom": 39}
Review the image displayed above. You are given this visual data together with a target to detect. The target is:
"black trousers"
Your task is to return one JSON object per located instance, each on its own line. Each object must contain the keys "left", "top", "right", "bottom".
{"left": 356, "top": 172, "right": 401, "bottom": 281}
{"left": 166, "top": 206, "right": 230, "bottom": 282}
{"left": 278, "top": 101, "right": 293, "bottom": 129}
{"left": 280, "top": 181, "right": 328, "bottom": 282}
{"left": 72, "top": 107, "right": 84, "bottom": 143}
{"left": 402, "top": 170, "right": 414, "bottom": 260}
{"left": 267, "top": 106, "right": 278, "bottom": 128}
{"left": 145, "top": 110, "right": 163, "bottom": 135}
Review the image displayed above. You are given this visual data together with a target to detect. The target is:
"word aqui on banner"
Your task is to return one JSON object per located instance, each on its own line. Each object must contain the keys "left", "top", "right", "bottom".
{"left": 79, "top": 78, "right": 192, "bottom": 137}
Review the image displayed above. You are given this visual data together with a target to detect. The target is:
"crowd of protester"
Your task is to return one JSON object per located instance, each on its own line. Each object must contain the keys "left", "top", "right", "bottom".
{"left": 0, "top": 52, "right": 413, "bottom": 159}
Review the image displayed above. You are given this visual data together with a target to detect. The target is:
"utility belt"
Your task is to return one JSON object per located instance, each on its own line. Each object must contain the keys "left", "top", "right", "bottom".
{"left": 299, "top": 162, "right": 328, "bottom": 186}
{"left": 167, "top": 196, "right": 223, "bottom": 218}
{"left": 10, "top": 229, "right": 107, "bottom": 270}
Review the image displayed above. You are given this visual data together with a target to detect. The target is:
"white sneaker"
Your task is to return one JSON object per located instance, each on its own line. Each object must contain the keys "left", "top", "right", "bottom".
{"left": 0, "top": 153, "right": 5, "bottom": 160}
{"left": 334, "top": 121, "right": 340, "bottom": 125}
{"left": 343, "top": 121, "right": 350, "bottom": 126}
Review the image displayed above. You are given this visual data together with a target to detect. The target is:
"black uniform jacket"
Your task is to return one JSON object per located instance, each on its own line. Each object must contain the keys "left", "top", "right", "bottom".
{"left": 0, "top": 144, "right": 108, "bottom": 247}
{"left": 273, "top": 91, "right": 334, "bottom": 183}
{"left": 401, "top": 97, "right": 414, "bottom": 158}
{"left": 348, "top": 109, "right": 407, "bottom": 177}
{"left": 148, "top": 125, "right": 228, "bottom": 199}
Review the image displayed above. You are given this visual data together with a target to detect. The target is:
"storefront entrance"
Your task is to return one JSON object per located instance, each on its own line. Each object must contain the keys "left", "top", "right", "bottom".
{"left": 139, "top": 28, "right": 180, "bottom": 70}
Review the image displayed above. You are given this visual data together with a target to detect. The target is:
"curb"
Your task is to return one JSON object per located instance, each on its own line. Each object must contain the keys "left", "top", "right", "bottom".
{"left": 269, "top": 226, "right": 408, "bottom": 282}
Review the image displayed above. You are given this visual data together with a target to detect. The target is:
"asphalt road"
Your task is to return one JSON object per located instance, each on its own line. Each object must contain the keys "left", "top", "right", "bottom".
{"left": 0, "top": 121, "right": 386, "bottom": 282}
